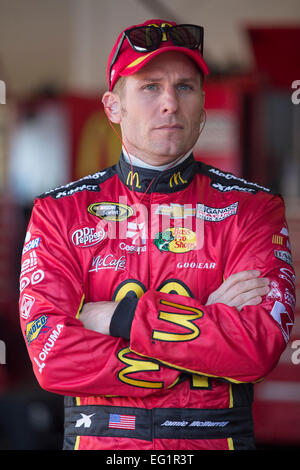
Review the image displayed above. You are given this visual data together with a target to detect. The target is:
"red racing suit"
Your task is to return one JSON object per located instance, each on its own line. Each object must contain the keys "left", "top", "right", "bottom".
{"left": 19, "top": 153, "right": 295, "bottom": 450}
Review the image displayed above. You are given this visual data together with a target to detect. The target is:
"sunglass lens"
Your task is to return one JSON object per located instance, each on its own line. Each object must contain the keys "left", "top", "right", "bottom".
{"left": 169, "top": 26, "right": 202, "bottom": 49}
{"left": 127, "top": 27, "right": 162, "bottom": 51}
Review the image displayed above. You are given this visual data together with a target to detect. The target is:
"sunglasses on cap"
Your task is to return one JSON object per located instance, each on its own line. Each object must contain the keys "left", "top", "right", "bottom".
{"left": 109, "top": 24, "right": 204, "bottom": 90}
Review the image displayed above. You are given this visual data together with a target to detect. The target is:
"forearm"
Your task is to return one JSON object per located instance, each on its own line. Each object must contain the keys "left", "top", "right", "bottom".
{"left": 21, "top": 200, "right": 180, "bottom": 398}
{"left": 127, "top": 288, "right": 288, "bottom": 383}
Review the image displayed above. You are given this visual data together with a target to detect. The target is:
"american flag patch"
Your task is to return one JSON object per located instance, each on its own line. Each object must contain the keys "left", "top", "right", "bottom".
{"left": 108, "top": 413, "right": 136, "bottom": 430}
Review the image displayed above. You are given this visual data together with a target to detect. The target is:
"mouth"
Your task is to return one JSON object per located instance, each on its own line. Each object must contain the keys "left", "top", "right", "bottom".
{"left": 155, "top": 124, "right": 184, "bottom": 130}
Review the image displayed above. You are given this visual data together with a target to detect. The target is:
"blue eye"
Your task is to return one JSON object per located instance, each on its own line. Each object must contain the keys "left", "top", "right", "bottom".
{"left": 143, "top": 83, "right": 159, "bottom": 91}
{"left": 177, "top": 83, "right": 192, "bottom": 91}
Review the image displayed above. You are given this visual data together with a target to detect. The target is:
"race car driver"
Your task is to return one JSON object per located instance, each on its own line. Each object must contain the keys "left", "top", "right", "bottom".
{"left": 19, "top": 19, "right": 295, "bottom": 450}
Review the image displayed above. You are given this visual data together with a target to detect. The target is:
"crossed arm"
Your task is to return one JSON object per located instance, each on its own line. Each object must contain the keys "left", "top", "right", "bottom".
{"left": 80, "top": 269, "right": 270, "bottom": 336}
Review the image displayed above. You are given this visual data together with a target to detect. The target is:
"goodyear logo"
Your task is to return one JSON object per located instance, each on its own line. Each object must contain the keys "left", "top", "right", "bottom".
{"left": 154, "top": 227, "right": 196, "bottom": 253}
{"left": 88, "top": 202, "right": 134, "bottom": 222}
{"left": 26, "top": 315, "right": 49, "bottom": 345}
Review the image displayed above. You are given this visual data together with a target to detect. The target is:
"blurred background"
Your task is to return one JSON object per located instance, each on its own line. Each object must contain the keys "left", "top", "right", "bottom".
{"left": 0, "top": 0, "right": 299, "bottom": 450}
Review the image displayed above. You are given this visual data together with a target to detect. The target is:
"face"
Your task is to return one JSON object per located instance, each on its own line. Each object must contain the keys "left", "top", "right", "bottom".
{"left": 106, "top": 52, "right": 205, "bottom": 166}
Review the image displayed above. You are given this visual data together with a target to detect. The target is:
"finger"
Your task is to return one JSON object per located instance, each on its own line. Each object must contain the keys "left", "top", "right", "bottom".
{"left": 229, "top": 285, "right": 270, "bottom": 309}
{"left": 233, "top": 277, "right": 269, "bottom": 294}
{"left": 236, "top": 296, "right": 263, "bottom": 311}
{"left": 219, "top": 276, "right": 270, "bottom": 305}
{"left": 216, "top": 270, "right": 262, "bottom": 296}
{"left": 205, "top": 271, "right": 268, "bottom": 307}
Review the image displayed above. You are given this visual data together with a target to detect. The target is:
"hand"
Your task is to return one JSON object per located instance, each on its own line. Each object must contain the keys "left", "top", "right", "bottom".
{"left": 205, "top": 270, "right": 270, "bottom": 311}
{"left": 79, "top": 301, "right": 118, "bottom": 335}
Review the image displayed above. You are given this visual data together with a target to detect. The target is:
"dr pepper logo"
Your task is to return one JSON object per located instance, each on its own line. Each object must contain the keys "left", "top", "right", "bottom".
{"left": 71, "top": 225, "right": 106, "bottom": 248}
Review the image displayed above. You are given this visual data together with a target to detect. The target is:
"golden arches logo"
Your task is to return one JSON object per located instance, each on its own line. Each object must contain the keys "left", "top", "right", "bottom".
{"left": 113, "top": 278, "right": 210, "bottom": 391}
{"left": 117, "top": 347, "right": 163, "bottom": 389}
{"left": 126, "top": 171, "right": 141, "bottom": 189}
{"left": 169, "top": 172, "right": 187, "bottom": 188}
{"left": 148, "top": 22, "right": 174, "bottom": 41}
{"left": 152, "top": 300, "right": 203, "bottom": 342}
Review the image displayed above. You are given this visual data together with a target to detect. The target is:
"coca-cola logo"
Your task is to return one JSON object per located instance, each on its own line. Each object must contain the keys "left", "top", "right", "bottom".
{"left": 71, "top": 226, "right": 106, "bottom": 248}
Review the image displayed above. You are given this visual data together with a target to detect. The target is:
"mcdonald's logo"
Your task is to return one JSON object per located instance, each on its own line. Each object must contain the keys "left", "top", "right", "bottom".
{"left": 126, "top": 171, "right": 141, "bottom": 189}
{"left": 169, "top": 172, "right": 187, "bottom": 188}
{"left": 148, "top": 23, "right": 173, "bottom": 42}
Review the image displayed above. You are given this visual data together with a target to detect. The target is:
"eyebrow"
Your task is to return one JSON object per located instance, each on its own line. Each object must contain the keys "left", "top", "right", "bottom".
{"left": 139, "top": 77, "right": 198, "bottom": 83}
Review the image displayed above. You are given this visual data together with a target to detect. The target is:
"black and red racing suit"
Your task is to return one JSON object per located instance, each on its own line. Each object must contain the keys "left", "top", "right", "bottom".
{"left": 19, "top": 153, "right": 295, "bottom": 450}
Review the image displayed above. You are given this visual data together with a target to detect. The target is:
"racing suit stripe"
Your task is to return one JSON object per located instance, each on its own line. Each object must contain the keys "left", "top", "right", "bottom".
{"left": 73, "top": 289, "right": 85, "bottom": 451}
{"left": 74, "top": 436, "right": 80, "bottom": 450}
{"left": 227, "top": 438, "right": 234, "bottom": 450}
{"left": 128, "top": 349, "right": 250, "bottom": 384}
{"left": 75, "top": 295, "right": 85, "bottom": 320}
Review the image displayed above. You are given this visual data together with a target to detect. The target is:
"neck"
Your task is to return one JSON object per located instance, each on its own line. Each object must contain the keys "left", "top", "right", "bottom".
{"left": 122, "top": 147, "right": 193, "bottom": 171}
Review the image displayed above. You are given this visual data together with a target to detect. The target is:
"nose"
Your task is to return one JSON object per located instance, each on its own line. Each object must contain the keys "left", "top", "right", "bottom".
{"left": 160, "top": 86, "right": 178, "bottom": 114}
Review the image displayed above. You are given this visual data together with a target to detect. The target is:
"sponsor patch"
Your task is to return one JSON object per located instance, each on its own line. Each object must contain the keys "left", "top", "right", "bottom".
{"left": 22, "top": 237, "right": 41, "bottom": 255}
{"left": 33, "top": 323, "right": 64, "bottom": 373}
{"left": 155, "top": 202, "right": 238, "bottom": 222}
{"left": 88, "top": 202, "right": 134, "bottom": 222}
{"left": 154, "top": 227, "right": 196, "bottom": 253}
{"left": 71, "top": 226, "right": 106, "bottom": 248}
{"left": 270, "top": 301, "right": 293, "bottom": 343}
{"left": 196, "top": 202, "right": 238, "bottom": 222}
{"left": 20, "top": 250, "right": 38, "bottom": 277}
{"left": 55, "top": 184, "right": 100, "bottom": 199}
{"left": 20, "top": 269, "right": 45, "bottom": 293}
{"left": 208, "top": 167, "right": 271, "bottom": 194}
{"left": 280, "top": 227, "right": 289, "bottom": 237}
{"left": 274, "top": 250, "right": 293, "bottom": 267}
{"left": 284, "top": 288, "right": 296, "bottom": 310}
{"left": 42, "top": 171, "right": 107, "bottom": 199}
{"left": 266, "top": 280, "right": 283, "bottom": 302}
{"left": 75, "top": 414, "right": 95, "bottom": 429}
{"left": 272, "top": 234, "right": 283, "bottom": 245}
{"left": 211, "top": 182, "right": 257, "bottom": 193}
{"left": 89, "top": 254, "right": 126, "bottom": 272}
{"left": 20, "top": 293, "right": 36, "bottom": 319}
{"left": 25, "top": 315, "right": 50, "bottom": 345}
{"left": 155, "top": 204, "right": 195, "bottom": 219}
{"left": 108, "top": 413, "right": 136, "bottom": 430}
{"left": 177, "top": 261, "right": 216, "bottom": 270}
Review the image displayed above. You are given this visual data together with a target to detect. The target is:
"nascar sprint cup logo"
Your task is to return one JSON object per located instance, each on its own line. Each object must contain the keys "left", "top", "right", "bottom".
{"left": 71, "top": 226, "right": 106, "bottom": 248}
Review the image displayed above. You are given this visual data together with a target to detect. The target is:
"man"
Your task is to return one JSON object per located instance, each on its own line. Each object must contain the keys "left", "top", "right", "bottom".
{"left": 19, "top": 19, "right": 295, "bottom": 450}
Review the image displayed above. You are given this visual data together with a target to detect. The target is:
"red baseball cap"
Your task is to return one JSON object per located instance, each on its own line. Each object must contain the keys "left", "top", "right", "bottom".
{"left": 107, "top": 19, "right": 209, "bottom": 90}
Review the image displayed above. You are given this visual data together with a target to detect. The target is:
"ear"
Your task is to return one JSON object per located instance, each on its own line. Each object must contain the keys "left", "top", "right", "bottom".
{"left": 102, "top": 91, "right": 121, "bottom": 123}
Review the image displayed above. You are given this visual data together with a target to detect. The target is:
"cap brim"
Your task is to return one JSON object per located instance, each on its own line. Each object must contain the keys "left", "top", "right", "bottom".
{"left": 119, "top": 46, "right": 209, "bottom": 78}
